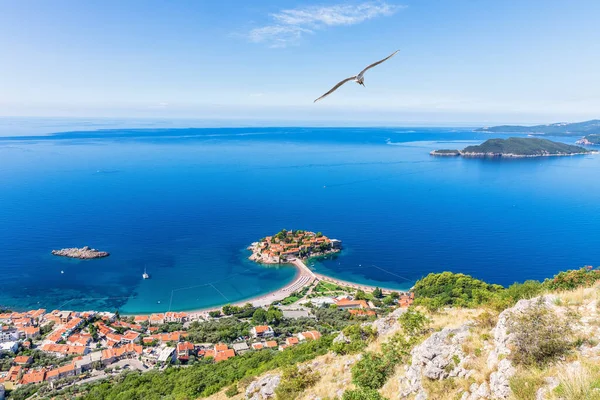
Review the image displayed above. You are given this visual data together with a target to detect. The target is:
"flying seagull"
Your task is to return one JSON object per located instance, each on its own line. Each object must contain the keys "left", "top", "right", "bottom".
{"left": 314, "top": 50, "right": 399, "bottom": 103}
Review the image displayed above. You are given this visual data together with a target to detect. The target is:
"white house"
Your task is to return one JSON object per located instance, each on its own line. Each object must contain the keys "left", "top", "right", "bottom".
{"left": 250, "top": 325, "right": 274, "bottom": 338}
{"left": 157, "top": 347, "right": 176, "bottom": 364}
{"left": 0, "top": 327, "right": 19, "bottom": 343}
{"left": 0, "top": 341, "right": 18, "bottom": 355}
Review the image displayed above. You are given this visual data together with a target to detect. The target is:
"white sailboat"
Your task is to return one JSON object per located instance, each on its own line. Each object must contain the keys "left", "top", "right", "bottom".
{"left": 142, "top": 267, "right": 149, "bottom": 279}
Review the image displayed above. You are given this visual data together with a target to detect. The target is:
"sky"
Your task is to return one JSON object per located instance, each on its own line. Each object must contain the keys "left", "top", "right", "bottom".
{"left": 1, "top": 0, "right": 600, "bottom": 125}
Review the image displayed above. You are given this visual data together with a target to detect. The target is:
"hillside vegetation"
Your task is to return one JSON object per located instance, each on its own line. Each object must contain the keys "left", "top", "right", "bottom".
{"left": 461, "top": 137, "right": 589, "bottom": 156}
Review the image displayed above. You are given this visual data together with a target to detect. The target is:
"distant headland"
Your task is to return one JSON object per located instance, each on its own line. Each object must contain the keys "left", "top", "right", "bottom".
{"left": 576, "top": 134, "right": 600, "bottom": 146}
{"left": 51, "top": 246, "right": 110, "bottom": 259}
{"left": 248, "top": 229, "right": 341, "bottom": 264}
{"left": 475, "top": 119, "right": 600, "bottom": 136}
{"left": 431, "top": 137, "right": 593, "bottom": 158}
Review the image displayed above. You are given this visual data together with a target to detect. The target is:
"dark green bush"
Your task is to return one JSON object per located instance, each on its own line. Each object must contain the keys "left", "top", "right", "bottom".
{"left": 351, "top": 352, "right": 394, "bottom": 390}
{"left": 343, "top": 388, "right": 388, "bottom": 400}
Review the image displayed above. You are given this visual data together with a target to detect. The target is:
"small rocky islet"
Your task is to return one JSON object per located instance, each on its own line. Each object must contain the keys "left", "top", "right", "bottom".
{"left": 51, "top": 246, "right": 109, "bottom": 259}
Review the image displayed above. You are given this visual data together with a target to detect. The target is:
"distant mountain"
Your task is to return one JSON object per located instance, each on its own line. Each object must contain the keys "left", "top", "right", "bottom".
{"left": 576, "top": 134, "right": 600, "bottom": 146}
{"left": 475, "top": 119, "right": 600, "bottom": 136}
{"left": 431, "top": 137, "right": 591, "bottom": 158}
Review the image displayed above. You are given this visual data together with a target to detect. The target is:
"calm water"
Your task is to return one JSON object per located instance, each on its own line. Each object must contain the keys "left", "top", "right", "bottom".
{"left": 1, "top": 124, "right": 599, "bottom": 313}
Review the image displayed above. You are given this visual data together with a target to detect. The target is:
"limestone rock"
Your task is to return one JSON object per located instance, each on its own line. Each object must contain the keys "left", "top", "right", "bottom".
{"left": 370, "top": 306, "right": 407, "bottom": 335}
{"left": 489, "top": 359, "right": 514, "bottom": 400}
{"left": 246, "top": 374, "right": 281, "bottom": 400}
{"left": 333, "top": 331, "right": 350, "bottom": 344}
{"left": 461, "top": 382, "right": 490, "bottom": 400}
{"left": 399, "top": 324, "right": 472, "bottom": 399}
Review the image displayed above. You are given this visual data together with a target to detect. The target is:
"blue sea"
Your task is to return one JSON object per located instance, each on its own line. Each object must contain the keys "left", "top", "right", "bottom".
{"left": 1, "top": 119, "right": 599, "bottom": 313}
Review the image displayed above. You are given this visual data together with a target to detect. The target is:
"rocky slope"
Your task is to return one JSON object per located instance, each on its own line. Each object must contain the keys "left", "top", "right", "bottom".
{"left": 211, "top": 283, "right": 600, "bottom": 400}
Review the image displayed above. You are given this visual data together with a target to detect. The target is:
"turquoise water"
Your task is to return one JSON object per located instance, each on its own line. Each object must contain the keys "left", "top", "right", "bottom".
{"left": 1, "top": 124, "right": 599, "bottom": 313}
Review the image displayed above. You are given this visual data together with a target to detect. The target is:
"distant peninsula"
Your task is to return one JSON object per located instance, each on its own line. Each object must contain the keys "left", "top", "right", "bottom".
{"left": 576, "top": 134, "right": 600, "bottom": 146}
{"left": 475, "top": 119, "right": 600, "bottom": 136}
{"left": 431, "top": 137, "right": 592, "bottom": 158}
{"left": 51, "top": 246, "right": 109, "bottom": 259}
{"left": 249, "top": 229, "right": 341, "bottom": 264}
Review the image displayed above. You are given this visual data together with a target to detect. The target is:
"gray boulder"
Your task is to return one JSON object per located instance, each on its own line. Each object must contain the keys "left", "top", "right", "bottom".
{"left": 246, "top": 374, "right": 281, "bottom": 400}
{"left": 399, "top": 324, "right": 472, "bottom": 399}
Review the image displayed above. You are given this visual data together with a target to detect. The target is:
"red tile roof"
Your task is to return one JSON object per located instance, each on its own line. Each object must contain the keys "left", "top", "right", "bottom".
{"left": 203, "top": 349, "right": 215, "bottom": 358}
{"left": 253, "top": 325, "right": 271, "bottom": 334}
{"left": 123, "top": 330, "right": 140, "bottom": 341}
{"left": 300, "top": 331, "right": 321, "bottom": 341}
{"left": 214, "top": 349, "right": 235, "bottom": 362}
{"left": 7, "top": 365, "right": 22, "bottom": 382}
{"left": 214, "top": 343, "right": 228, "bottom": 352}
{"left": 20, "top": 368, "right": 46, "bottom": 384}
{"left": 349, "top": 309, "right": 376, "bottom": 316}
{"left": 14, "top": 356, "right": 32, "bottom": 365}
{"left": 177, "top": 341, "right": 194, "bottom": 352}
{"left": 335, "top": 299, "right": 369, "bottom": 309}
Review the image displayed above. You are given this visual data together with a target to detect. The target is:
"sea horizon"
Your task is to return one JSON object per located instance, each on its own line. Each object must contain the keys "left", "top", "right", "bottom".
{"left": 1, "top": 121, "right": 599, "bottom": 314}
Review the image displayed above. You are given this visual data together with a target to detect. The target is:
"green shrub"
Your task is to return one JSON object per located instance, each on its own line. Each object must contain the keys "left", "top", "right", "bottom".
{"left": 544, "top": 268, "right": 600, "bottom": 291}
{"left": 342, "top": 388, "right": 388, "bottom": 400}
{"left": 275, "top": 365, "right": 319, "bottom": 400}
{"left": 398, "top": 307, "right": 429, "bottom": 337}
{"left": 413, "top": 272, "right": 504, "bottom": 310}
{"left": 507, "top": 298, "right": 573, "bottom": 367}
{"left": 330, "top": 325, "right": 377, "bottom": 355}
{"left": 351, "top": 352, "right": 395, "bottom": 390}
{"left": 225, "top": 384, "right": 238, "bottom": 397}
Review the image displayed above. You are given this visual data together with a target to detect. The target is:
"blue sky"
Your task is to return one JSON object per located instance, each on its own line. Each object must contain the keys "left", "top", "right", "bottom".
{"left": 1, "top": 0, "right": 599, "bottom": 125}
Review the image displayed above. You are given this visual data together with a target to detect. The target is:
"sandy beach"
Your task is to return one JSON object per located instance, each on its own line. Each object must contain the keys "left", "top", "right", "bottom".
{"left": 182, "top": 258, "right": 406, "bottom": 320}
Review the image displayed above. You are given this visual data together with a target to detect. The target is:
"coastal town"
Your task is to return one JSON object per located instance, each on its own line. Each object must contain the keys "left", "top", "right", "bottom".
{"left": 0, "top": 231, "right": 415, "bottom": 398}
{"left": 0, "top": 277, "right": 413, "bottom": 398}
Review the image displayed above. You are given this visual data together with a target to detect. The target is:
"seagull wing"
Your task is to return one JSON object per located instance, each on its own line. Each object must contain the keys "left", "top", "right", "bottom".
{"left": 357, "top": 50, "right": 399, "bottom": 78}
{"left": 314, "top": 76, "right": 357, "bottom": 103}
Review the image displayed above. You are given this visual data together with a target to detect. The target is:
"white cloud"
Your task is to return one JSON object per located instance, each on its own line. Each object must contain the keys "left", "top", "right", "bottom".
{"left": 148, "top": 102, "right": 169, "bottom": 109}
{"left": 249, "top": 2, "right": 403, "bottom": 48}
{"left": 248, "top": 25, "right": 313, "bottom": 48}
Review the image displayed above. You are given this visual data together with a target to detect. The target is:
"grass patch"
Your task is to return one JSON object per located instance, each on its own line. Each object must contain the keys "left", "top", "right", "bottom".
{"left": 509, "top": 368, "right": 545, "bottom": 400}
{"left": 552, "top": 362, "right": 600, "bottom": 400}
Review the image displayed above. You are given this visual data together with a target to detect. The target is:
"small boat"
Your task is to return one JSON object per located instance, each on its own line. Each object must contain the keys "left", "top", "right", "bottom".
{"left": 142, "top": 267, "right": 149, "bottom": 279}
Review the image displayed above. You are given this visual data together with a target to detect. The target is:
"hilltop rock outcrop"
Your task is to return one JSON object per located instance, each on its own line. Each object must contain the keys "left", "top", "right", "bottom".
{"left": 486, "top": 295, "right": 558, "bottom": 399}
{"left": 245, "top": 374, "right": 281, "bottom": 400}
{"left": 399, "top": 324, "right": 473, "bottom": 399}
